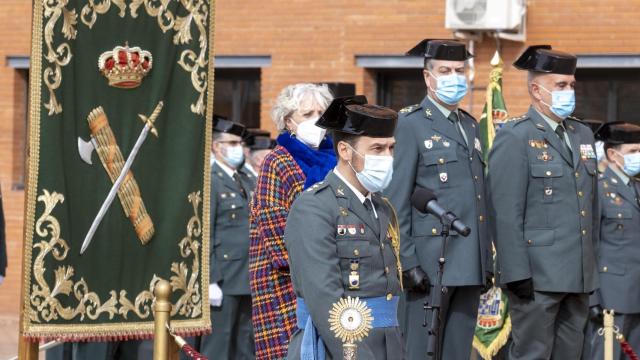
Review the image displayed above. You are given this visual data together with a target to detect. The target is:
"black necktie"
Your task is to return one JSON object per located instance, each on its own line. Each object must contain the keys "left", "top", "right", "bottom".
{"left": 232, "top": 172, "right": 247, "bottom": 199}
{"left": 555, "top": 121, "right": 573, "bottom": 160}
{"left": 364, "top": 198, "right": 380, "bottom": 234}
{"left": 449, "top": 111, "right": 467, "bottom": 147}
{"left": 631, "top": 181, "right": 640, "bottom": 206}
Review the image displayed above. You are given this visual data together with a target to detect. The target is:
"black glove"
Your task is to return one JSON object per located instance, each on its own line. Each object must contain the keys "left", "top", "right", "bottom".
{"left": 481, "top": 272, "right": 494, "bottom": 295}
{"left": 506, "top": 278, "right": 534, "bottom": 300}
{"left": 589, "top": 305, "right": 604, "bottom": 326}
{"left": 402, "top": 267, "right": 431, "bottom": 294}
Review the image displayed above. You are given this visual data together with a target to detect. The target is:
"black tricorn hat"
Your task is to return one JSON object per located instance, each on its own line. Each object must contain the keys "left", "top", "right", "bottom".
{"left": 513, "top": 45, "right": 577, "bottom": 75}
{"left": 243, "top": 129, "right": 270, "bottom": 146}
{"left": 316, "top": 95, "right": 397, "bottom": 137}
{"left": 406, "top": 39, "right": 473, "bottom": 61}
{"left": 251, "top": 136, "right": 276, "bottom": 150}
{"left": 213, "top": 115, "right": 245, "bottom": 137}
{"left": 595, "top": 121, "right": 640, "bottom": 144}
{"left": 582, "top": 119, "right": 604, "bottom": 134}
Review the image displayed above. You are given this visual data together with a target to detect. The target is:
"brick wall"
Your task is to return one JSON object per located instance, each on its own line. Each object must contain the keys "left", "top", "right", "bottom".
{"left": 1, "top": 0, "right": 640, "bottom": 317}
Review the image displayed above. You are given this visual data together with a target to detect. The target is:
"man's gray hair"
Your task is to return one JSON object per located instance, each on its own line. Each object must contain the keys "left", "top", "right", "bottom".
{"left": 270, "top": 83, "right": 333, "bottom": 132}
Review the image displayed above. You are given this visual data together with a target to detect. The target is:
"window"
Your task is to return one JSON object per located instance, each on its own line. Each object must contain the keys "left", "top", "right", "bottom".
{"left": 375, "top": 69, "right": 426, "bottom": 111}
{"left": 213, "top": 68, "right": 261, "bottom": 128}
{"left": 575, "top": 68, "right": 640, "bottom": 125}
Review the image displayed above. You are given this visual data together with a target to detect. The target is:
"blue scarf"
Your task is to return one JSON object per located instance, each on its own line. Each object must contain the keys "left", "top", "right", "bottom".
{"left": 277, "top": 132, "right": 337, "bottom": 189}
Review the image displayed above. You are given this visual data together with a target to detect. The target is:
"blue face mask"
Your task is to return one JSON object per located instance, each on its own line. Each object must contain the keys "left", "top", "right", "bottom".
{"left": 537, "top": 84, "right": 576, "bottom": 119}
{"left": 222, "top": 145, "right": 245, "bottom": 168}
{"left": 616, "top": 151, "right": 640, "bottom": 177}
{"left": 429, "top": 72, "right": 468, "bottom": 105}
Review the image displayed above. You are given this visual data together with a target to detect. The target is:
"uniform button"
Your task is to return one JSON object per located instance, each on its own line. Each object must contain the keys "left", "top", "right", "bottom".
{"left": 479, "top": 215, "right": 484, "bottom": 222}
{"left": 477, "top": 195, "right": 482, "bottom": 200}
{"left": 386, "top": 293, "right": 393, "bottom": 301}
{"left": 439, "top": 158, "right": 445, "bottom": 164}
{"left": 603, "top": 266, "right": 608, "bottom": 272}
{"left": 618, "top": 213, "right": 623, "bottom": 219}
{"left": 580, "top": 210, "right": 586, "bottom": 217}
{"left": 223, "top": 254, "right": 229, "bottom": 259}
{"left": 469, "top": 156, "right": 473, "bottom": 161}
{"left": 231, "top": 204, "right": 236, "bottom": 209}
{"left": 381, "top": 243, "right": 385, "bottom": 249}
{"left": 474, "top": 175, "right": 479, "bottom": 180}
{"left": 578, "top": 191, "right": 584, "bottom": 197}
{"left": 545, "top": 171, "right": 552, "bottom": 176}
{"left": 385, "top": 267, "right": 390, "bottom": 274}
{"left": 353, "top": 249, "right": 360, "bottom": 256}
{"left": 231, "top": 214, "right": 236, "bottom": 219}
{"left": 617, "top": 224, "right": 624, "bottom": 230}
{"left": 432, "top": 228, "right": 438, "bottom": 235}
{"left": 582, "top": 229, "right": 587, "bottom": 235}
{"left": 527, "top": 239, "right": 533, "bottom": 244}
{"left": 575, "top": 172, "right": 580, "bottom": 178}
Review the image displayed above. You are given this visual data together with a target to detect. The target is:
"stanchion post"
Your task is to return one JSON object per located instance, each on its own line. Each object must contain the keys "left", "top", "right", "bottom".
{"left": 154, "top": 280, "right": 179, "bottom": 360}
{"left": 603, "top": 309, "right": 615, "bottom": 360}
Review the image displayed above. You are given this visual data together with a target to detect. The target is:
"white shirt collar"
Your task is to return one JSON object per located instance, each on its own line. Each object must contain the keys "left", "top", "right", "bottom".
{"left": 244, "top": 163, "right": 258, "bottom": 177}
{"left": 333, "top": 168, "right": 377, "bottom": 218}
{"left": 428, "top": 95, "right": 456, "bottom": 119}
{"left": 609, "top": 164, "right": 630, "bottom": 186}
{"left": 215, "top": 159, "right": 236, "bottom": 178}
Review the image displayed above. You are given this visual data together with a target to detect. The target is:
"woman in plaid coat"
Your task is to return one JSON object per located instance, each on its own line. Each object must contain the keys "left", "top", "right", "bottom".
{"left": 249, "top": 83, "right": 335, "bottom": 359}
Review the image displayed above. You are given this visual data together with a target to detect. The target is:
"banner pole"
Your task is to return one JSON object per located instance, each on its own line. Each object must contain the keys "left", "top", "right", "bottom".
{"left": 603, "top": 309, "right": 614, "bottom": 360}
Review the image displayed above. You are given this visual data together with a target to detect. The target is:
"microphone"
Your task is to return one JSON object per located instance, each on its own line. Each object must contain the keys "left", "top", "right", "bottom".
{"left": 410, "top": 187, "right": 471, "bottom": 237}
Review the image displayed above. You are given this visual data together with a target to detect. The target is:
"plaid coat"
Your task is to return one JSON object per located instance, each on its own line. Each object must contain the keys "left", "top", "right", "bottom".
{"left": 249, "top": 145, "right": 306, "bottom": 360}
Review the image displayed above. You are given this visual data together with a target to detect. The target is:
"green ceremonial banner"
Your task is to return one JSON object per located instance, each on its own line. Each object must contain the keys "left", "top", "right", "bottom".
{"left": 21, "top": 0, "right": 213, "bottom": 340}
{"left": 478, "top": 51, "right": 509, "bottom": 164}
{"left": 474, "top": 50, "right": 511, "bottom": 359}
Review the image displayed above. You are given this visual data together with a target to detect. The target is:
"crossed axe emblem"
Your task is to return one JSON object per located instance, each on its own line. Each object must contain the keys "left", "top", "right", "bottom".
{"left": 77, "top": 101, "right": 163, "bottom": 254}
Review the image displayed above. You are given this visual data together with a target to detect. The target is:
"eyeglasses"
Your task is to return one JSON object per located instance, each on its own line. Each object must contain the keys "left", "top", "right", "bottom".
{"left": 215, "top": 140, "right": 245, "bottom": 146}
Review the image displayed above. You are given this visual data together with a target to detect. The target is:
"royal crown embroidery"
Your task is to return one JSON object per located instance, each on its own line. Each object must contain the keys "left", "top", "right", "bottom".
{"left": 98, "top": 44, "right": 153, "bottom": 89}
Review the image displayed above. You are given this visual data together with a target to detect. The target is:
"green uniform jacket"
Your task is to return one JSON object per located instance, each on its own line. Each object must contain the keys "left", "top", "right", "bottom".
{"left": 285, "top": 172, "right": 403, "bottom": 360}
{"left": 594, "top": 168, "right": 640, "bottom": 313}
{"left": 210, "top": 162, "right": 256, "bottom": 296}
{"left": 386, "top": 96, "right": 491, "bottom": 286}
{"left": 487, "top": 107, "right": 600, "bottom": 293}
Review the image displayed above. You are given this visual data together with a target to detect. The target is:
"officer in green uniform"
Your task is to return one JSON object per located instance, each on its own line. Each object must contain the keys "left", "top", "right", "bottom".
{"left": 487, "top": 45, "right": 599, "bottom": 360}
{"left": 585, "top": 122, "right": 640, "bottom": 360}
{"left": 386, "top": 39, "right": 492, "bottom": 360}
{"left": 200, "top": 116, "right": 256, "bottom": 359}
{"left": 285, "top": 96, "right": 403, "bottom": 359}
{"left": 242, "top": 129, "right": 275, "bottom": 177}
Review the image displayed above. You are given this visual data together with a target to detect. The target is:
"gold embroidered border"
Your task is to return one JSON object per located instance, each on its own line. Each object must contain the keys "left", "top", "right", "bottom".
{"left": 24, "top": 187, "right": 207, "bottom": 336}
{"left": 21, "top": 0, "right": 214, "bottom": 339}
{"left": 131, "top": 0, "right": 211, "bottom": 116}
{"left": 42, "top": 0, "right": 78, "bottom": 115}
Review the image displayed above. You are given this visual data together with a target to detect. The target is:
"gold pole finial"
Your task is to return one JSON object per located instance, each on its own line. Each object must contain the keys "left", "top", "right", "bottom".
{"left": 153, "top": 280, "right": 172, "bottom": 360}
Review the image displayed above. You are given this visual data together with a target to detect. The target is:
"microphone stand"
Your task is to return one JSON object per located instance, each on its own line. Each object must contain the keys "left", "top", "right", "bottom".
{"left": 423, "top": 216, "right": 451, "bottom": 360}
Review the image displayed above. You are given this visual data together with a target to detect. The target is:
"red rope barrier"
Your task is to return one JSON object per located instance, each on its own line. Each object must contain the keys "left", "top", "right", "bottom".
{"left": 180, "top": 343, "right": 208, "bottom": 360}
{"left": 618, "top": 335, "right": 640, "bottom": 360}
{"left": 165, "top": 324, "right": 209, "bottom": 360}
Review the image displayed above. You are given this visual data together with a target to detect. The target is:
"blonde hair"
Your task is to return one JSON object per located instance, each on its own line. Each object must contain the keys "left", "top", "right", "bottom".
{"left": 270, "top": 83, "right": 333, "bottom": 131}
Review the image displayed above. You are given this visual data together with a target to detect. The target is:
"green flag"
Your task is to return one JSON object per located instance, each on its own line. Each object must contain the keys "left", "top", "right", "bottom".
{"left": 21, "top": 0, "right": 213, "bottom": 340}
{"left": 473, "top": 51, "right": 511, "bottom": 359}
{"left": 479, "top": 51, "right": 509, "bottom": 163}
{"left": 473, "top": 287, "right": 512, "bottom": 360}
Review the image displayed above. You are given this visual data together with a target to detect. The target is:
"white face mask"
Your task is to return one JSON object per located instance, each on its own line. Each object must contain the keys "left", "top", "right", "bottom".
{"left": 222, "top": 144, "right": 244, "bottom": 168}
{"left": 293, "top": 118, "right": 326, "bottom": 148}
{"left": 347, "top": 144, "right": 394, "bottom": 193}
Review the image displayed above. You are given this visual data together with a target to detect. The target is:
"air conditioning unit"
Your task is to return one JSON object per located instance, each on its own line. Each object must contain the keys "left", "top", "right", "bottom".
{"left": 445, "top": 0, "right": 525, "bottom": 31}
